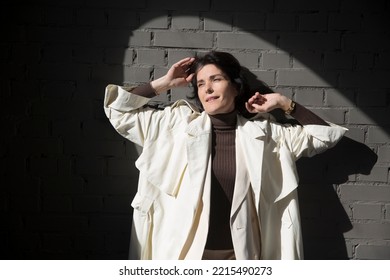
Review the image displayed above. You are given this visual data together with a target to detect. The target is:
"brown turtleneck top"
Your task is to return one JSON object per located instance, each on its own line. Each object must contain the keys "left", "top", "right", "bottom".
{"left": 205, "top": 111, "right": 237, "bottom": 250}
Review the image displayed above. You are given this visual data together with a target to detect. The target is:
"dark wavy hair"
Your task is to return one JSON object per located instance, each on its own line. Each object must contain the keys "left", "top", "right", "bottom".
{"left": 188, "top": 51, "right": 253, "bottom": 116}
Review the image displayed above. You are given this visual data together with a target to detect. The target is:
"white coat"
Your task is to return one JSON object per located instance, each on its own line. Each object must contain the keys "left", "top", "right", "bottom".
{"left": 104, "top": 84, "right": 347, "bottom": 260}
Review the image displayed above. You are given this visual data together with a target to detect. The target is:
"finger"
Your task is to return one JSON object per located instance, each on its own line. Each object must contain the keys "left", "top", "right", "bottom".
{"left": 185, "top": 73, "right": 195, "bottom": 82}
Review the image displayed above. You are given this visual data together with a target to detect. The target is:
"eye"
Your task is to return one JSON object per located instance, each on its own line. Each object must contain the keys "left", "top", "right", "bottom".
{"left": 197, "top": 82, "right": 204, "bottom": 88}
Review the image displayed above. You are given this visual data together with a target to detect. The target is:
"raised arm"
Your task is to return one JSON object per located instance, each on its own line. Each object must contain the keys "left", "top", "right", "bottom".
{"left": 245, "top": 92, "right": 328, "bottom": 126}
{"left": 131, "top": 57, "right": 195, "bottom": 98}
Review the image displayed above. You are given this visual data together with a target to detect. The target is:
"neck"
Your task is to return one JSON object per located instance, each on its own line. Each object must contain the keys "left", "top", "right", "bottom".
{"left": 209, "top": 110, "right": 237, "bottom": 129}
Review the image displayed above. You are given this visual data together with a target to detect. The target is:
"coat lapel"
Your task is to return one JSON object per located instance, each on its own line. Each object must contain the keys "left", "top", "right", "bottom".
{"left": 185, "top": 112, "right": 212, "bottom": 200}
{"left": 231, "top": 116, "right": 266, "bottom": 216}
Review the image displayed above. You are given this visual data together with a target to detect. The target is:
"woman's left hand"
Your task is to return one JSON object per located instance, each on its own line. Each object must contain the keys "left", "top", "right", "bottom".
{"left": 245, "top": 92, "right": 291, "bottom": 113}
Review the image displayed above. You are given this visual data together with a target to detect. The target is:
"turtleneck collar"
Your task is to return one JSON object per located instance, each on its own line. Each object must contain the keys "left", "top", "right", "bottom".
{"left": 208, "top": 110, "right": 237, "bottom": 130}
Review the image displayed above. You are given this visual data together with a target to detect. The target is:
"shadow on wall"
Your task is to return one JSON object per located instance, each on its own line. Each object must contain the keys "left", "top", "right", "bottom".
{"left": 243, "top": 70, "right": 378, "bottom": 259}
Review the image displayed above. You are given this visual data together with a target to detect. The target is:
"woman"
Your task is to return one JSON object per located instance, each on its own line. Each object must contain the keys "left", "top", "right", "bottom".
{"left": 104, "top": 51, "right": 346, "bottom": 260}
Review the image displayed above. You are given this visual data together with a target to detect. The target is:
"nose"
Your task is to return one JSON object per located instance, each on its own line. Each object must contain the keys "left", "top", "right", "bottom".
{"left": 205, "top": 81, "right": 213, "bottom": 94}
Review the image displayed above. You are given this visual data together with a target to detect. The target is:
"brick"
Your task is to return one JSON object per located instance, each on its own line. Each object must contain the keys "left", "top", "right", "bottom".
{"left": 89, "top": 215, "right": 131, "bottom": 232}
{"left": 139, "top": 12, "right": 168, "bottom": 29}
{"left": 103, "top": 196, "right": 132, "bottom": 213}
{"left": 204, "top": 13, "right": 232, "bottom": 31}
{"left": 344, "top": 34, "right": 390, "bottom": 52}
{"left": 27, "top": 26, "right": 91, "bottom": 45}
{"left": 30, "top": 157, "right": 58, "bottom": 175}
{"left": 107, "top": 158, "right": 139, "bottom": 176}
{"left": 3, "top": 175, "right": 40, "bottom": 195}
{"left": 211, "top": 0, "right": 274, "bottom": 11}
{"left": 85, "top": 176, "right": 137, "bottom": 195}
{"left": 328, "top": 14, "right": 361, "bottom": 31}
{"left": 85, "top": 0, "right": 147, "bottom": 8}
{"left": 41, "top": 45, "right": 72, "bottom": 63}
{"left": 352, "top": 203, "right": 382, "bottom": 220}
{"left": 375, "top": 53, "right": 390, "bottom": 70}
{"left": 105, "top": 233, "right": 130, "bottom": 251}
{"left": 9, "top": 196, "right": 40, "bottom": 213}
{"left": 355, "top": 53, "right": 374, "bottom": 70}
{"left": 52, "top": 120, "right": 81, "bottom": 139}
{"left": 41, "top": 176, "right": 84, "bottom": 195}
{"left": 325, "top": 88, "right": 355, "bottom": 107}
{"left": 107, "top": 10, "right": 137, "bottom": 27}
{"left": 358, "top": 166, "right": 388, "bottom": 182}
{"left": 367, "top": 127, "right": 390, "bottom": 144}
{"left": 91, "top": 30, "right": 151, "bottom": 47}
{"left": 123, "top": 66, "right": 152, "bottom": 83}
{"left": 234, "top": 13, "right": 266, "bottom": 31}
{"left": 386, "top": 204, "right": 390, "bottom": 220}
{"left": 348, "top": 108, "right": 390, "bottom": 125}
{"left": 310, "top": 108, "right": 345, "bottom": 124}
{"left": 171, "top": 87, "right": 194, "bottom": 102}
{"left": 217, "top": 32, "right": 277, "bottom": 50}
{"left": 378, "top": 146, "right": 390, "bottom": 162}
{"left": 74, "top": 234, "right": 105, "bottom": 252}
{"left": 105, "top": 48, "right": 133, "bottom": 65}
{"left": 43, "top": 196, "right": 72, "bottom": 212}
{"left": 324, "top": 53, "right": 354, "bottom": 70}
{"left": 74, "top": 196, "right": 103, "bottom": 213}
{"left": 356, "top": 245, "right": 390, "bottom": 260}
{"left": 340, "top": 71, "right": 390, "bottom": 89}
{"left": 299, "top": 13, "right": 327, "bottom": 31}
{"left": 344, "top": 223, "right": 390, "bottom": 239}
{"left": 148, "top": 0, "right": 209, "bottom": 11}
{"left": 30, "top": 62, "right": 90, "bottom": 81}
{"left": 295, "top": 88, "right": 323, "bottom": 106}
{"left": 43, "top": 234, "right": 73, "bottom": 252}
{"left": 231, "top": 52, "right": 259, "bottom": 69}
{"left": 92, "top": 65, "right": 151, "bottom": 83}
{"left": 357, "top": 90, "right": 387, "bottom": 107}
{"left": 361, "top": 14, "right": 389, "bottom": 33}
{"left": 266, "top": 13, "right": 296, "bottom": 31}
{"left": 64, "top": 138, "right": 126, "bottom": 157}
{"left": 340, "top": 185, "right": 390, "bottom": 201}
{"left": 275, "top": 0, "right": 339, "bottom": 11}
{"left": 280, "top": 33, "right": 340, "bottom": 51}
{"left": 74, "top": 47, "right": 104, "bottom": 64}
{"left": 75, "top": 157, "right": 105, "bottom": 176}
{"left": 41, "top": 81, "right": 76, "bottom": 100}
{"left": 249, "top": 70, "right": 276, "bottom": 87}
{"left": 18, "top": 119, "right": 49, "bottom": 138}
{"left": 137, "top": 49, "right": 165, "bottom": 66}
{"left": 45, "top": 7, "right": 74, "bottom": 25}
{"left": 292, "top": 52, "right": 322, "bottom": 69}
{"left": 277, "top": 69, "right": 337, "bottom": 87}
{"left": 344, "top": 127, "right": 365, "bottom": 143}
{"left": 172, "top": 13, "right": 200, "bottom": 30}
{"left": 83, "top": 119, "right": 123, "bottom": 140}
{"left": 262, "top": 53, "right": 290, "bottom": 69}
{"left": 76, "top": 8, "right": 106, "bottom": 26}
{"left": 340, "top": 0, "right": 387, "bottom": 12}
{"left": 154, "top": 31, "right": 213, "bottom": 48}
{"left": 167, "top": 50, "right": 197, "bottom": 66}
{"left": 25, "top": 215, "right": 89, "bottom": 232}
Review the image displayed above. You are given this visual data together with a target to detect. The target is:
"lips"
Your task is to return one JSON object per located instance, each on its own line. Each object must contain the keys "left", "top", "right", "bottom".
{"left": 206, "top": 96, "right": 219, "bottom": 102}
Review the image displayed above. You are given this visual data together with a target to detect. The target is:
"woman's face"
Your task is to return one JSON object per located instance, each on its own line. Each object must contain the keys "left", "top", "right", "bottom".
{"left": 196, "top": 64, "right": 238, "bottom": 115}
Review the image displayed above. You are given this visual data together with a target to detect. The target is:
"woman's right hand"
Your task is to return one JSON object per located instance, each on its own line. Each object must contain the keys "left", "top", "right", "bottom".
{"left": 150, "top": 57, "right": 195, "bottom": 94}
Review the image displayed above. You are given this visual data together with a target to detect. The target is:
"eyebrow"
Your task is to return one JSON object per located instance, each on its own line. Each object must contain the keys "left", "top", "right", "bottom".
{"left": 197, "top": 73, "right": 226, "bottom": 84}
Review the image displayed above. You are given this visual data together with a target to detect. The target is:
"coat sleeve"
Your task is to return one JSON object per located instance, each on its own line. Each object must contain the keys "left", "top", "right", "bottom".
{"left": 104, "top": 84, "right": 197, "bottom": 147}
{"left": 272, "top": 121, "right": 348, "bottom": 160}
{"left": 104, "top": 84, "right": 155, "bottom": 147}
